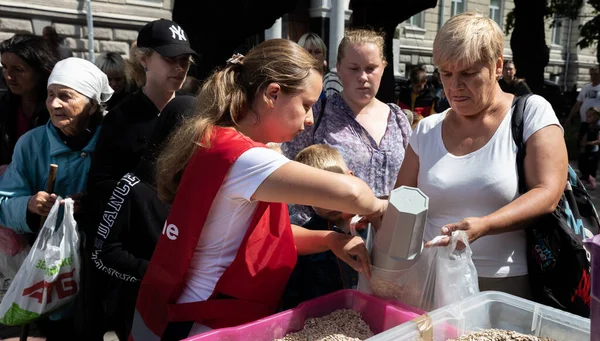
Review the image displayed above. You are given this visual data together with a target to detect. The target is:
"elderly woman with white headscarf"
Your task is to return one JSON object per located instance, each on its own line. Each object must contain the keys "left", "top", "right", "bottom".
{"left": 0, "top": 57, "right": 113, "bottom": 236}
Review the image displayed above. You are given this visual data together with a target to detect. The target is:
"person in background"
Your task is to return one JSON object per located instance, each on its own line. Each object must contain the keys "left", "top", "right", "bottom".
{"left": 283, "top": 144, "right": 361, "bottom": 309}
{"left": 42, "top": 26, "right": 73, "bottom": 60}
{"left": 578, "top": 106, "right": 600, "bottom": 189}
{"left": 398, "top": 66, "right": 437, "bottom": 117}
{"left": 566, "top": 66, "right": 600, "bottom": 128}
{"left": 298, "top": 32, "right": 343, "bottom": 98}
{"left": 498, "top": 60, "right": 532, "bottom": 96}
{"left": 0, "top": 57, "right": 113, "bottom": 341}
{"left": 565, "top": 66, "right": 600, "bottom": 173}
{"left": 283, "top": 29, "right": 411, "bottom": 226}
{"left": 431, "top": 68, "right": 450, "bottom": 112}
{"left": 132, "top": 39, "right": 384, "bottom": 340}
{"left": 95, "top": 52, "right": 133, "bottom": 111}
{"left": 91, "top": 95, "right": 195, "bottom": 341}
{"left": 395, "top": 12, "right": 567, "bottom": 298}
{"left": 0, "top": 35, "right": 59, "bottom": 168}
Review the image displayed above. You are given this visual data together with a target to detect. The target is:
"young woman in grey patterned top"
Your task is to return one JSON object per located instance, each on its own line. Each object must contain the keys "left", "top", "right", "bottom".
{"left": 283, "top": 29, "right": 412, "bottom": 225}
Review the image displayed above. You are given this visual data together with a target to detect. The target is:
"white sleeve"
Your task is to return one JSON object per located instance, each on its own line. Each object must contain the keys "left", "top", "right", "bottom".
{"left": 224, "top": 147, "right": 290, "bottom": 202}
{"left": 577, "top": 85, "right": 587, "bottom": 102}
{"left": 523, "top": 95, "right": 563, "bottom": 142}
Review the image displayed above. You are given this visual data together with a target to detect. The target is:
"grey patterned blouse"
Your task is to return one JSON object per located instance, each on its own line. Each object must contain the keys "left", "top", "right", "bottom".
{"left": 282, "top": 92, "right": 412, "bottom": 225}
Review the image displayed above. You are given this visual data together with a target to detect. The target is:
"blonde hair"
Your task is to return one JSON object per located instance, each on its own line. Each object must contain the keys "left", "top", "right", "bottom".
{"left": 298, "top": 32, "right": 327, "bottom": 56}
{"left": 337, "top": 28, "right": 386, "bottom": 64}
{"left": 266, "top": 142, "right": 283, "bottom": 154}
{"left": 157, "top": 39, "right": 321, "bottom": 203}
{"left": 433, "top": 12, "right": 503, "bottom": 68}
{"left": 295, "top": 144, "right": 347, "bottom": 174}
{"left": 127, "top": 44, "right": 152, "bottom": 88}
{"left": 587, "top": 106, "right": 600, "bottom": 119}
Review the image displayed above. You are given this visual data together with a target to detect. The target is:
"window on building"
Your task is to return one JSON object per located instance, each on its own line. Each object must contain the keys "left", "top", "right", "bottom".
{"left": 451, "top": 0, "right": 466, "bottom": 16}
{"left": 126, "top": 0, "right": 163, "bottom": 7}
{"left": 407, "top": 12, "right": 425, "bottom": 28}
{"left": 551, "top": 16, "right": 563, "bottom": 46}
{"left": 489, "top": 0, "right": 503, "bottom": 27}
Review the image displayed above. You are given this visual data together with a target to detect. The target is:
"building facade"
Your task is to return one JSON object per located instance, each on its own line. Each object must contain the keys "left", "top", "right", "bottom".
{"left": 0, "top": 0, "right": 173, "bottom": 59}
{"left": 396, "top": 0, "right": 598, "bottom": 91}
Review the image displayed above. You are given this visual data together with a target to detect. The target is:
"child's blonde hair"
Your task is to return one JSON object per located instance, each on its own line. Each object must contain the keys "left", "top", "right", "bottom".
{"left": 295, "top": 144, "right": 347, "bottom": 174}
{"left": 587, "top": 106, "right": 600, "bottom": 120}
{"left": 266, "top": 142, "right": 283, "bottom": 154}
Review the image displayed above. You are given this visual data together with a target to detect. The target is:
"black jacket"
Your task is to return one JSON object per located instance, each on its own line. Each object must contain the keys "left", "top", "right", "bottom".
{"left": 91, "top": 172, "right": 169, "bottom": 282}
{"left": 0, "top": 92, "right": 48, "bottom": 165}
{"left": 86, "top": 90, "right": 160, "bottom": 203}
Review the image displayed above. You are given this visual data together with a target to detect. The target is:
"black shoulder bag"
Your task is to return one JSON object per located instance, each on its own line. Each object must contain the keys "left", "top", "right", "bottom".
{"left": 512, "top": 94, "right": 599, "bottom": 317}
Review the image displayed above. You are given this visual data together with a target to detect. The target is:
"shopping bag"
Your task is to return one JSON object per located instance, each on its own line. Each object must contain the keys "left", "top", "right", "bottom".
{"left": 0, "top": 226, "right": 30, "bottom": 302}
{"left": 0, "top": 198, "right": 80, "bottom": 325}
{"left": 0, "top": 226, "right": 29, "bottom": 257}
{"left": 433, "top": 231, "right": 479, "bottom": 308}
{"left": 363, "top": 231, "right": 479, "bottom": 311}
{"left": 0, "top": 245, "right": 30, "bottom": 303}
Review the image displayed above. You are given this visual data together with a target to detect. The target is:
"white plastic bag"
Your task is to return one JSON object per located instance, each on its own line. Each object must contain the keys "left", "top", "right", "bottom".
{"left": 362, "top": 231, "right": 479, "bottom": 311}
{"left": 0, "top": 198, "right": 80, "bottom": 325}
{"left": 0, "top": 245, "right": 30, "bottom": 303}
{"left": 0, "top": 226, "right": 31, "bottom": 302}
{"left": 433, "top": 231, "right": 479, "bottom": 308}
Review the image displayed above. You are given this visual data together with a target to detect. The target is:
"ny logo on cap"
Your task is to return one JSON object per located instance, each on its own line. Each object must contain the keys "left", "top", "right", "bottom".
{"left": 169, "top": 25, "right": 187, "bottom": 41}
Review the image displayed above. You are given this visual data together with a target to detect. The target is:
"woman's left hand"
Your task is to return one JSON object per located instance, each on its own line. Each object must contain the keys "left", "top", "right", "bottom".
{"left": 326, "top": 232, "right": 371, "bottom": 279}
{"left": 425, "top": 216, "right": 489, "bottom": 247}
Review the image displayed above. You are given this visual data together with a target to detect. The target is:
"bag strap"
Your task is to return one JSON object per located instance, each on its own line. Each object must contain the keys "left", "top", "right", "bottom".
{"left": 510, "top": 94, "right": 533, "bottom": 194}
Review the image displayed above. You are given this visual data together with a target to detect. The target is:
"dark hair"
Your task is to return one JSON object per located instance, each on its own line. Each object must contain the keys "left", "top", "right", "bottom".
{"left": 409, "top": 66, "right": 426, "bottom": 85}
{"left": 0, "top": 35, "right": 59, "bottom": 100}
{"left": 43, "top": 26, "right": 61, "bottom": 46}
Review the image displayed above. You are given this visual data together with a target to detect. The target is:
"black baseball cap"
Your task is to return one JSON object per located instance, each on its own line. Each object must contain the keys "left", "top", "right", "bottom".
{"left": 137, "top": 19, "right": 198, "bottom": 58}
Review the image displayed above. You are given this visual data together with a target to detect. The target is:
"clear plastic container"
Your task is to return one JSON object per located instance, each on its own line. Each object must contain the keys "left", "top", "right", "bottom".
{"left": 370, "top": 291, "right": 591, "bottom": 341}
{"left": 183, "top": 289, "right": 423, "bottom": 341}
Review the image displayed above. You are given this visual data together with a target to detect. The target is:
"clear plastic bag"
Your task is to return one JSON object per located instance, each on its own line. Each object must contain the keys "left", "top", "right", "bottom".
{"left": 433, "top": 230, "right": 479, "bottom": 308}
{"left": 0, "top": 198, "right": 80, "bottom": 325}
{"left": 361, "top": 231, "right": 479, "bottom": 311}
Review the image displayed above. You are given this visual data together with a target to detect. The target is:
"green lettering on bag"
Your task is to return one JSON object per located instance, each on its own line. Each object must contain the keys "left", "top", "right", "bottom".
{"left": 34, "top": 254, "right": 74, "bottom": 276}
{"left": 0, "top": 302, "right": 40, "bottom": 325}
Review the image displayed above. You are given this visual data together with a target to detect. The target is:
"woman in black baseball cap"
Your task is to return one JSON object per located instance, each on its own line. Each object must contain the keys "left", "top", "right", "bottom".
{"left": 87, "top": 19, "right": 198, "bottom": 212}
{"left": 83, "top": 20, "right": 197, "bottom": 339}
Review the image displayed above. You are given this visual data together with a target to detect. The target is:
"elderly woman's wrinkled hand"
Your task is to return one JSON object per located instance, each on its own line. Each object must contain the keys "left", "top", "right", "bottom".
{"left": 425, "top": 216, "right": 490, "bottom": 248}
{"left": 27, "top": 191, "right": 57, "bottom": 217}
{"left": 327, "top": 232, "right": 371, "bottom": 279}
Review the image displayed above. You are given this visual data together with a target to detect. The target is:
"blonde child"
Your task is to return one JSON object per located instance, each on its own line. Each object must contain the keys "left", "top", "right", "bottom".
{"left": 283, "top": 144, "right": 362, "bottom": 308}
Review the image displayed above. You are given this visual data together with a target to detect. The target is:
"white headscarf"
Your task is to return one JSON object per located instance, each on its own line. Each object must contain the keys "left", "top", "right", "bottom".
{"left": 47, "top": 57, "right": 114, "bottom": 104}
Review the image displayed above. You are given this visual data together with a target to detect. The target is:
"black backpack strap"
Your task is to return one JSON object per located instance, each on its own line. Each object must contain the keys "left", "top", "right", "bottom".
{"left": 510, "top": 94, "right": 533, "bottom": 194}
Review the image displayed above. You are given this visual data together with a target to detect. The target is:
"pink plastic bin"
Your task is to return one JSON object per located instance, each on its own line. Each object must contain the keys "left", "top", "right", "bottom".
{"left": 183, "top": 289, "right": 423, "bottom": 341}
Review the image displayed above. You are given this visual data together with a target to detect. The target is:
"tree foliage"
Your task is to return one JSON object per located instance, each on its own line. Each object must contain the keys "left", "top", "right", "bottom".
{"left": 578, "top": 0, "right": 600, "bottom": 51}
{"left": 505, "top": 0, "right": 584, "bottom": 35}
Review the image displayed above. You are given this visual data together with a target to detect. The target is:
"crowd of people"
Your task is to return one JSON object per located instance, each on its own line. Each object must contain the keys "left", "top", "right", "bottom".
{"left": 0, "top": 11, "right": 593, "bottom": 341}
